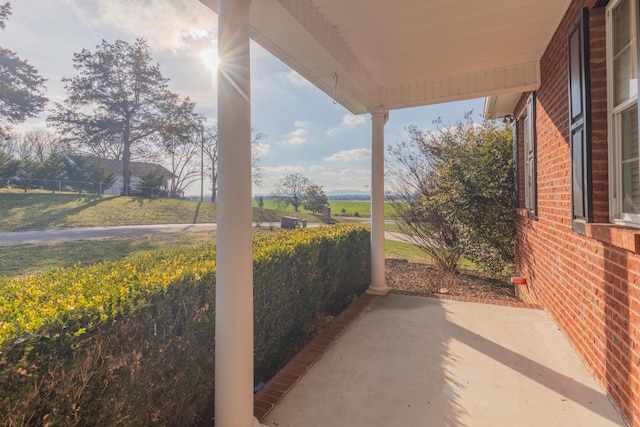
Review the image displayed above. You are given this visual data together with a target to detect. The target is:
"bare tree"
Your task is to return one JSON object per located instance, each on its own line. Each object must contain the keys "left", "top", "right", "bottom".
{"left": 271, "top": 173, "right": 311, "bottom": 212}
{"left": 201, "top": 123, "right": 218, "bottom": 202}
{"left": 202, "top": 124, "right": 264, "bottom": 202}
{"left": 4, "top": 130, "right": 70, "bottom": 161}
{"left": 159, "top": 127, "right": 202, "bottom": 198}
{"left": 387, "top": 134, "right": 464, "bottom": 274}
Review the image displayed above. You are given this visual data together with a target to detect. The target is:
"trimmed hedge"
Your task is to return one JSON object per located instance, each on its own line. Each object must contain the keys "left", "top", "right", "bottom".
{"left": 0, "top": 225, "right": 370, "bottom": 426}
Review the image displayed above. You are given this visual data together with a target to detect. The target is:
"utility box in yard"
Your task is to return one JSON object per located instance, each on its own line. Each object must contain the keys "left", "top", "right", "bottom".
{"left": 281, "top": 216, "right": 299, "bottom": 229}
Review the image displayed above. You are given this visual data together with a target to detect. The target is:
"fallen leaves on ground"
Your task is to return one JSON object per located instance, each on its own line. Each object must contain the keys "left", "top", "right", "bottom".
{"left": 385, "top": 259, "right": 519, "bottom": 302}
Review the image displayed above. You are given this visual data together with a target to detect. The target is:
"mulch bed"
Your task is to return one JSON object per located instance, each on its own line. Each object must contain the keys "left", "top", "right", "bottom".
{"left": 385, "top": 258, "right": 519, "bottom": 302}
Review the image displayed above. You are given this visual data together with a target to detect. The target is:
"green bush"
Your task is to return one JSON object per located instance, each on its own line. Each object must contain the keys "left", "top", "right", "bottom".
{"left": 253, "top": 225, "right": 371, "bottom": 379}
{"left": 0, "top": 225, "right": 370, "bottom": 426}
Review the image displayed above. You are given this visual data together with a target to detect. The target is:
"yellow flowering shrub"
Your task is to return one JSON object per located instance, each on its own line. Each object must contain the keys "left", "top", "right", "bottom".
{"left": 0, "top": 224, "right": 370, "bottom": 426}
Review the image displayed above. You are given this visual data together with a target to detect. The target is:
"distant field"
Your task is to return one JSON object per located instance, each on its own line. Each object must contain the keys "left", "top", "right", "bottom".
{"left": 253, "top": 199, "right": 396, "bottom": 218}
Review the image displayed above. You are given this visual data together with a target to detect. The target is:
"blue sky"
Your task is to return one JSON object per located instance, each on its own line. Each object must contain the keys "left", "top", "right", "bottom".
{"left": 3, "top": 0, "right": 485, "bottom": 196}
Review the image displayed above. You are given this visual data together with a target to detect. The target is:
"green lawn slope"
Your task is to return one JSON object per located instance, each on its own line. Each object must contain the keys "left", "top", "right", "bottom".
{"left": 0, "top": 193, "right": 216, "bottom": 230}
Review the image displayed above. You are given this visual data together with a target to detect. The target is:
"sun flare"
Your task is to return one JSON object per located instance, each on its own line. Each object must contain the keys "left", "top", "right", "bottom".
{"left": 200, "top": 48, "right": 219, "bottom": 71}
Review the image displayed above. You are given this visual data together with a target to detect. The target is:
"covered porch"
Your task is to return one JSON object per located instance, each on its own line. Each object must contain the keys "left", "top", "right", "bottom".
{"left": 256, "top": 293, "right": 626, "bottom": 426}
{"left": 197, "top": 0, "right": 601, "bottom": 425}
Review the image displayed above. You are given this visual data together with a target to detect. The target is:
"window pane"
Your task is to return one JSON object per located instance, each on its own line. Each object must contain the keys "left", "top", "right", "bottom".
{"left": 621, "top": 104, "right": 640, "bottom": 213}
{"left": 613, "top": 0, "right": 631, "bottom": 53}
{"left": 613, "top": 0, "right": 638, "bottom": 106}
{"left": 614, "top": 48, "right": 635, "bottom": 104}
{"left": 523, "top": 115, "right": 531, "bottom": 210}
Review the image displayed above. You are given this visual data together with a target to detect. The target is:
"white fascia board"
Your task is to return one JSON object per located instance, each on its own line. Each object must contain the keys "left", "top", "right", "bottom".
{"left": 251, "top": 0, "right": 380, "bottom": 114}
{"left": 382, "top": 61, "right": 540, "bottom": 112}
{"left": 483, "top": 92, "right": 526, "bottom": 119}
{"left": 200, "top": 0, "right": 380, "bottom": 114}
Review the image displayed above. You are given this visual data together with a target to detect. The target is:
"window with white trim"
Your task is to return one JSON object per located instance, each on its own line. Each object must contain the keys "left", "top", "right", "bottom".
{"left": 523, "top": 93, "right": 537, "bottom": 217}
{"left": 608, "top": 0, "right": 640, "bottom": 225}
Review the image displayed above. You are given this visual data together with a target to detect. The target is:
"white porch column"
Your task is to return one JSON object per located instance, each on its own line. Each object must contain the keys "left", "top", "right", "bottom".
{"left": 215, "top": 1, "right": 257, "bottom": 426}
{"left": 367, "top": 108, "right": 389, "bottom": 296}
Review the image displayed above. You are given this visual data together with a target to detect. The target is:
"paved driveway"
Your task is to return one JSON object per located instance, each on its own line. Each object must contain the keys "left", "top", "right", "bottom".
{"left": 0, "top": 223, "right": 217, "bottom": 246}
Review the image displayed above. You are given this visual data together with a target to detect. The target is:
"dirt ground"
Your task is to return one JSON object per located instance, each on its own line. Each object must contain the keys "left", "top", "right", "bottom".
{"left": 385, "top": 258, "right": 519, "bottom": 302}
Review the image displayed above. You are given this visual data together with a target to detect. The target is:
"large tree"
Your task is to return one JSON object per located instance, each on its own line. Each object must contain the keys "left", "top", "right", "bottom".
{"left": 428, "top": 117, "right": 515, "bottom": 273}
{"left": 0, "top": 3, "right": 47, "bottom": 138}
{"left": 272, "top": 173, "right": 312, "bottom": 212}
{"left": 388, "top": 115, "right": 515, "bottom": 274}
{"left": 303, "top": 183, "right": 328, "bottom": 213}
{"left": 48, "top": 38, "right": 197, "bottom": 195}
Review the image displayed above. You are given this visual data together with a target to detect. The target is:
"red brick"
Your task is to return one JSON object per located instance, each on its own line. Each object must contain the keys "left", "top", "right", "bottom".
{"left": 514, "top": 2, "right": 640, "bottom": 424}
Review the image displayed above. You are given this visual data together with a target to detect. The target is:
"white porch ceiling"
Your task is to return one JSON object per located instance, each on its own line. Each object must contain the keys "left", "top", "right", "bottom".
{"left": 201, "top": 0, "right": 572, "bottom": 115}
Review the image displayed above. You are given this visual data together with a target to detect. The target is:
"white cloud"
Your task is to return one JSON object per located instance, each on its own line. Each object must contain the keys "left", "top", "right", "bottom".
{"left": 262, "top": 165, "right": 305, "bottom": 174}
{"left": 326, "top": 114, "right": 367, "bottom": 136}
{"left": 319, "top": 168, "right": 369, "bottom": 179}
{"left": 309, "top": 165, "right": 326, "bottom": 172}
{"left": 313, "top": 168, "right": 370, "bottom": 191}
{"left": 285, "top": 70, "right": 311, "bottom": 87}
{"left": 253, "top": 142, "right": 271, "bottom": 158}
{"left": 65, "top": 0, "right": 216, "bottom": 52}
{"left": 342, "top": 115, "right": 366, "bottom": 126}
{"left": 324, "top": 148, "right": 371, "bottom": 162}
{"left": 279, "top": 121, "right": 309, "bottom": 146}
{"left": 287, "top": 136, "right": 306, "bottom": 145}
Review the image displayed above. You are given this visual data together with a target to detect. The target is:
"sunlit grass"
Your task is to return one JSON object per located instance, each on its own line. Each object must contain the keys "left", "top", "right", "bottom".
{"left": 385, "top": 239, "right": 428, "bottom": 264}
{"left": 0, "top": 231, "right": 216, "bottom": 278}
{"left": 252, "top": 199, "right": 395, "bottom": 218}
{"left": 0, "top": 193, "right": 218, "bottom": 230}
{"left": 385, "top": 238, "right": 480, "bottom": 271}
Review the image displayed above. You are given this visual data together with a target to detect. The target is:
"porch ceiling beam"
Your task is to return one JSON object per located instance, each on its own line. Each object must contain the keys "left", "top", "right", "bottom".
{"left": 381, "top": 61, "right": 541, "bottom": 111}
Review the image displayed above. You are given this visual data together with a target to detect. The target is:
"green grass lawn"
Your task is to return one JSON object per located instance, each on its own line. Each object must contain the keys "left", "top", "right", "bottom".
{"left": 0, "top": 231, "right": 217, "bottom": 278}
{"left": 385, "top": 239, "right": 428, "bottom": 263}
{"left": 253, "top": 199, "right": 396, "bottom": 218}
{"left": 0, "top": 193, "right": 218, "bottom": 230}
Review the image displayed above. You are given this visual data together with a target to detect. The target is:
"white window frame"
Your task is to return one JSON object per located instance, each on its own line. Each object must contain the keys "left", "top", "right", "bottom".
{"left": 523, "top": 93, "right": 537, "bottom": 216}
{"left": 607, "top": 0, "right": 640, "bottom": 226}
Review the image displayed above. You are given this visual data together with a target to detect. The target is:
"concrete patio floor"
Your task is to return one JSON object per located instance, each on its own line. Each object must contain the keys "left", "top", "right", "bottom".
{"left": 258, "top": 293, "right": 627, "bottom": 427}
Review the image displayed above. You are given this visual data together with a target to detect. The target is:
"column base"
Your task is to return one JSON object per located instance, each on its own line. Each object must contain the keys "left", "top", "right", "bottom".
{"left": 366, "top": 285, "right": 389, "bottom": 296}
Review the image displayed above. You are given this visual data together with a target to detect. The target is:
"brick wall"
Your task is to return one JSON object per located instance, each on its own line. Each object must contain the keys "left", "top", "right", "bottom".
{"left": 514, "top": 0, "right": 640, "bottom": 425}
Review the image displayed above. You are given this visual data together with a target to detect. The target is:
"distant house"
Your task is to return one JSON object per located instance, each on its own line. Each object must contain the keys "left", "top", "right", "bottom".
{"left": 93, "top": 158, "right": 175, "bottom": 196}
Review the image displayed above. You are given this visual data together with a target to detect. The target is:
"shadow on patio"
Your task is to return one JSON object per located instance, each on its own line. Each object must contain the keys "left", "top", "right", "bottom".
{"left": 256, "top": 293, "right": 626, "bottom": 427}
